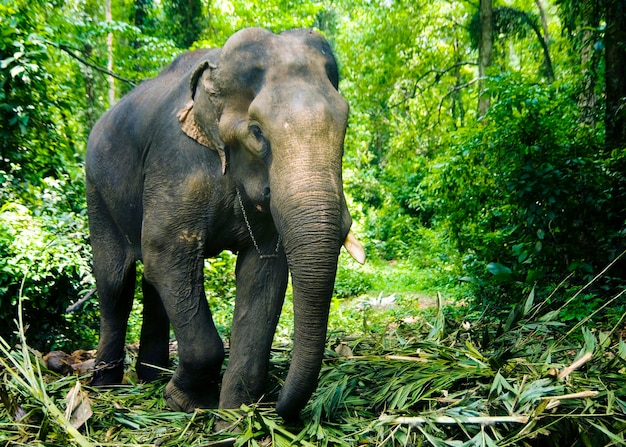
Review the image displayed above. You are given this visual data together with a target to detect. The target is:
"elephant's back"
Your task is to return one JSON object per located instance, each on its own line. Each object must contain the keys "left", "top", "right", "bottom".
{"left": 86, "top": 48, "right": 218, "bottom": 168}
{"left": 97, "top": 49, "right": 219, "bottom": 140}
{"left": 85, "top": 47, "right": 222, "bottom": 249}
{"left": 161, "top": 48, "right": 218, "bottom": 76}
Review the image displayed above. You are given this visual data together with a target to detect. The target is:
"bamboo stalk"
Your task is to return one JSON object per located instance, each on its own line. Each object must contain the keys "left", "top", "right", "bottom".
{"left": 384, "top": 355, "right": 429, "bottom": 362}
{"left": 539, "top": 390, "right": 599, "bottom": 401}
{"left": 557, "top": 352, "right": 593, "bottom": 380}
{"left": 380, "top": 414, "right": 530, "bottom": 426}
{"left": 541, "top": 390, "right": 599, "bottom": 410}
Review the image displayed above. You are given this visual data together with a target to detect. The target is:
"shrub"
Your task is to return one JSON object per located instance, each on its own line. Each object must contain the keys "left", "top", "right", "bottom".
{"left": 204, "top": 251, "right": 237, "bottom": 337}
{"left": 0, "top": 171, "right": 96, "bottom": 351}
{"left": 333, "top": 259, "right": 372, "bottom": 299}
{"left": 421, "top": 74, "right": 625, "bottom": 316}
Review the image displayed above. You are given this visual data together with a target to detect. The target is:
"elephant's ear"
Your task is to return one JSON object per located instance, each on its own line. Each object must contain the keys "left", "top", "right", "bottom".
{"left": 177, "top": 61, "right": 228, "bottom": 175}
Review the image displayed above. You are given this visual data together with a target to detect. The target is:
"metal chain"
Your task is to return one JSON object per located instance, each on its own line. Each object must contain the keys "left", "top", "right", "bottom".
{"left": 235, "top": 187, "right": 281, "bottom": 259}
{"left": 93, "top": 357, "right": 124, "bottom": 372}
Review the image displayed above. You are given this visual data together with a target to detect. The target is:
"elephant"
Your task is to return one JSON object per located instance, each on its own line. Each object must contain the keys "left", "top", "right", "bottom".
{"left": 85, "top": 27, "right": 365, "bottom": 420}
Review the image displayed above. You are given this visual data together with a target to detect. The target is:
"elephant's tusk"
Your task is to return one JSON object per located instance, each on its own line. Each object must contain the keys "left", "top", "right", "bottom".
{"left": 343, "top": 230, "right": 366, "bottom": 264}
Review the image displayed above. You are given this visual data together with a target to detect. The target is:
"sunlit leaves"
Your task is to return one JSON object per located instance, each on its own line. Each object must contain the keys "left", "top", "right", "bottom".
{"left": 199, "top": 0, "right": 324, "bottom": 48}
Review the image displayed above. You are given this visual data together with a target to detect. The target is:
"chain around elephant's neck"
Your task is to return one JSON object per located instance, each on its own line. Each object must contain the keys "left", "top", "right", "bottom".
{"left": 235, "top": 187, "right": 281, "bottom": 259}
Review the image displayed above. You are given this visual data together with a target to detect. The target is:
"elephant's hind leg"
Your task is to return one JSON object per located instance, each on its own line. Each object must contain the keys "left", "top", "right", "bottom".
{"left": 88, "top": 187, "right": 137, "bottom": 386}
{"left": 91, "top": 263, "right": 135, "bottom": 386}
{"left": 90, "top": 251, "right": 136, "bottom": 386}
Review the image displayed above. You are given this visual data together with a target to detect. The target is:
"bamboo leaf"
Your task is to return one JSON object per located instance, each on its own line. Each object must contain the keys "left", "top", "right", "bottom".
{"left": 581, "top": 327, "right": 597, "bottom": 355}
{"left": 588, "top": 420, "right": 625, "bottom": 445}
{"left": 427, "top": 293, "right": 446, "bottom": 341}
{"left": 523, "top": 286, "right": 535, "bottom": 317}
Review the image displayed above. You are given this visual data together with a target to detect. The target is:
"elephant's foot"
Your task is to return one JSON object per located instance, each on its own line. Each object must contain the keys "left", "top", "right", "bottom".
{"left": 164, "top": 378, "right": 219, "bottom": 412}
{"left": 90, "top": 358, "right": 125, "bottom": 386}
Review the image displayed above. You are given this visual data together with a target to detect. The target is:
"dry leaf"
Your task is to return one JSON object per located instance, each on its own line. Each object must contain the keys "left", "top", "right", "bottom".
{"left": 65, "top": 381, "right": 93, "bottom": 429}
{"left": 71, "top": 358, "right": 96, "bottom": 374}
{"left": 0, "top": 384, "right": 26, "bottom": 421}
{"left": 335, "top": 343, "right": 353, "bottom": 357}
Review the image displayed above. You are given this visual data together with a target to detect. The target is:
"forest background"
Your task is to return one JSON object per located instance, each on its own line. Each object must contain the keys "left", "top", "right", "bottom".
{"left": 1, "top": 0, "right": 624, "bottom": 349}
{"left": 0, "top": 0, "right": 626, "bottom": 350}
{"left": 1, "top": 0, "right": 626, "bottom": 445}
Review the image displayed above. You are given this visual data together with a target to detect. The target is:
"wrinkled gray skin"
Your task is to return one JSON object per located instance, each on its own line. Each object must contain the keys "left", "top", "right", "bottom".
{"left": 86, "top": 27, "right": 358, "bottom": 420}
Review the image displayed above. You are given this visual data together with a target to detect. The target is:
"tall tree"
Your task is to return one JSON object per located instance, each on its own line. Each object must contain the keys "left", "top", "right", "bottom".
{"left": 604, "top": 0, "right": 626, "bottom": 150}
{"left": 535, "top": 0, "right": 550, "bottom": 45}
{"left": 478, "top": 0, "right": 493, "bottom": 117}
{"left": 134, "top": 0, "right": 154, "bottom": 31}
{"left": 106, "top": 0, "right": 115, "bottom": 107}
{"left": 163, "top": 0, "right": 204, "bottom": 48}
{"left": 577, "top": 0, "right": 601, "bottom": 126}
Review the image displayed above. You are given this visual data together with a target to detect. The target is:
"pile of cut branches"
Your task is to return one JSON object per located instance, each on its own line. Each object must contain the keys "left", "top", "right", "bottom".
{"left": 0, "top": 288, "right": 624, "bottom": 446}
{"left": 303, "top": 291, "right": 626, "bottom": 446}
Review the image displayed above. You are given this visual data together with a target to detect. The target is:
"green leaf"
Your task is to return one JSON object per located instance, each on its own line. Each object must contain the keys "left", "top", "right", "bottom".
{"left": 486, "top": 262, "right": 512, "bottom": 281}
{"left": 581, "top": 327, "right": 597, "bottom": 356}
{"left": 523, "top": 285, "right": 535, "bottom": 316}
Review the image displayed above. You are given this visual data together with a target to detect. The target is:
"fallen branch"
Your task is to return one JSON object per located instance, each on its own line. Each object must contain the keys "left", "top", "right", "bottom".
{"left": 384, "top": 355, "right": 429, "bottom": 362}
{"left": 541, "top": 390, "right": 599, "bottom": 410}
{"left": 557, "top": 352, "right": 593, "bottom": 380}
{"left": 539, "top": 390, "right": 599, "bottom": 401}
{"left": 65, "top": 288, "right": 97, "bottom": 313}
{"left": 380, "top": 414, "right": 530, "bottom": 426}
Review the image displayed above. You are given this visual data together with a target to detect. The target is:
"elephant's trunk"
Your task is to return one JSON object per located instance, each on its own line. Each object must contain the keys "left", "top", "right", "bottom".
{"left": 259, "top": 83, "right": 353, "bottom": 418}
{"left": 272, "top": 186, "right": 344, "bottom": 419}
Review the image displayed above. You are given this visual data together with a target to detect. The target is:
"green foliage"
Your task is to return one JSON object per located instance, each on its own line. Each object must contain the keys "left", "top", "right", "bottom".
{"left": 201, "top": 0, "right": 325, "bottom": 46}
{"left": 1, "top": 283, "right": 624, "bottom": 446}
{"left": 331, "top": 0, "right": 623, "bottom": 325}
{"left": 419, "top": 73, "right": 624, "bottom": 313}
{"left": 161, "top": 0, "right": 204, "bottom": 48}
{"left": 204, "top": 252, "right": 237, "bottom": 337}
{"left": 1, "top": 0, "right": 82, "bottom": 185}
{"left": 333, "top": 256, "right": 373, "bottom": 299}
{"left": 0, "top": 0, "right": 99, "bottom": 350}
{"left": 0, "top": 171, "right": 96, "bottom": 351}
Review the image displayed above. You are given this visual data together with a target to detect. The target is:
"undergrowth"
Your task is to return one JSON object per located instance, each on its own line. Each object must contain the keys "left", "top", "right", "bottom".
{"left": 0, "top": 264, "right": 624, "bottom": 446}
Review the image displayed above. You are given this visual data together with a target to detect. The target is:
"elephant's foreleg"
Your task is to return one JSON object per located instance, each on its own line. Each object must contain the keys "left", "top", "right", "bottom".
{"left": 143, "top": 250, "right": 225, "bottom": 412}
{"left": 219, "top": 247, "right": 288, "bottom": 409}
{"left": 136, "top": 276, "right": 170, "bottom": 382}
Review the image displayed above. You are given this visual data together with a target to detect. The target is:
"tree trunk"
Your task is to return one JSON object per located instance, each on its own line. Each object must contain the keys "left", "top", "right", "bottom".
{"left": 451, "top": 38, "right": 466, "bottom": 128}
{"left": 534, "top": 0, "right": 550, "bottom": 45}
{"left": 106, "top": 0, "right": 115, "bottom": 107}
{"left": 604, "top": 0, "right": 626, "bottom": 150}
{"left": 578, "top": 0, "right": 600, "bottom": 126}
{"left": 478, "top": 0, "right": 493, "bottom": 118}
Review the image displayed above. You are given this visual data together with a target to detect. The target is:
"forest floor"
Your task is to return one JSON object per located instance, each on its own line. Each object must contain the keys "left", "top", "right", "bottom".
{"left": 0, "top": 262, "right": 624, "bottom": 446}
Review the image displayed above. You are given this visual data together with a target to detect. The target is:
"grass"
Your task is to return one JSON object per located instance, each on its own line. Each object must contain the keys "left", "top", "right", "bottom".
{"left": 0, "top": 261, "right": 625, "bottom": 446}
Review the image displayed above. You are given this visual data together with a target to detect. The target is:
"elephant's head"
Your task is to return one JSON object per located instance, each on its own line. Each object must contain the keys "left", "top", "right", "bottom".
{"left": 178, "top": 28, "right": 365, "bottom": 418}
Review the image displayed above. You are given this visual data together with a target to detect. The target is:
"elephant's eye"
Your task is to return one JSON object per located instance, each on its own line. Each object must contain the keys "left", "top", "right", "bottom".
{"left": 250, "top": 124, "right": 264, "bottom": 141}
